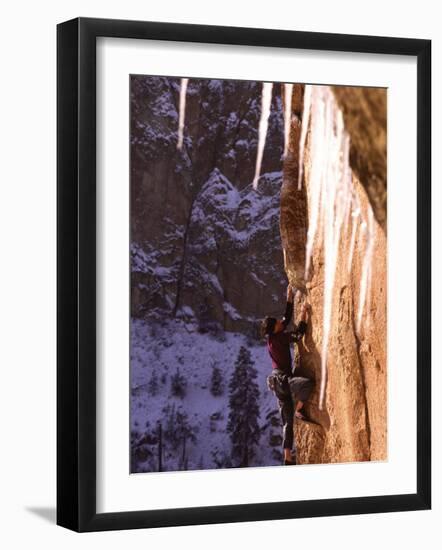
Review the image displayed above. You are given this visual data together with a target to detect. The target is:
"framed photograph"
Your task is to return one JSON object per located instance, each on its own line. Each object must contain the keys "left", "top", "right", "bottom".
{"left": 57, "top": 17, "right": 431, "bottom": 532}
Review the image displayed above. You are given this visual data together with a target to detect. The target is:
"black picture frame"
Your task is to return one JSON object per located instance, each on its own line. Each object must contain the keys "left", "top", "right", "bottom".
{"left": 57, "top": 17, "right": 431, "bottom": 532}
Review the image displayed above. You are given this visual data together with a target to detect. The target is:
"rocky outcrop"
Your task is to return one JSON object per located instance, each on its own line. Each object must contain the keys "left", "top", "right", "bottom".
{"left": 281, "top": 84, "right": 387, "bottom": 463}
{"left": 332, "top": 86, "right": 387, "bottom": 232}
{"left": 131, "top": 76, "right": 287, "bottom": 336}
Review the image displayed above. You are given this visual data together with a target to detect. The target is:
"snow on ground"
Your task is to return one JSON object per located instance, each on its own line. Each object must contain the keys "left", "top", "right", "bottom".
{"left": 131, "top": 317, "right": 283, "bottom": 473}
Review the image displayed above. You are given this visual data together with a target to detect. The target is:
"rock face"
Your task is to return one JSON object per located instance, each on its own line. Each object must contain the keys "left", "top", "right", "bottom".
{"left": 281, "top": 84, "right": 387, "bottom": 463}
{"left": 332, "top": 86, "right": 387, "bottom": 232}
{"left": 131, "top": 76, "right": 287, "bottom": 336}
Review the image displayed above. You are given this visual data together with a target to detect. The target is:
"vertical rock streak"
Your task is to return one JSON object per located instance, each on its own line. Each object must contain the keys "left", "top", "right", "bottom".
{"left": 253, "top": 82, "right": 273, "bottom": 189}
{"left": 177, "top": 77, "right": 189, "bottom": 150}
{"left": 297, "top": 84, "right": 312, "bottom": 190}
{"left": 283, "top": 83, "right": 294, "bottom": 159}
{"left": 301, "top": 86, "right": 374, "bottom": 409}
{"left": 357, "top": 207, "right": 375, "bottom": 331}
{"left": 347, "top": 199, "right": 360, "bottom": 273}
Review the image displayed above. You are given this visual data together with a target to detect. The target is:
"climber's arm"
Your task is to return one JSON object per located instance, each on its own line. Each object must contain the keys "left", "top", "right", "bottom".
{"left": 291, "top": 303, "right": 310, "bottom": 342}
{"left": 281, "top": 286, "right": 294, "bottom": 329}
{"left": 281, "top": 301, "right": 293, "bottom": 329}
{"left": 291, "top": 321, "right": 307, "bottom": 342}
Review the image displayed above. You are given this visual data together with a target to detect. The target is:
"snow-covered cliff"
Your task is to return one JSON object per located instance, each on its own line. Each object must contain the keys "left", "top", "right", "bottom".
{"left": 130, "top": 76, "right": 290, "bottom": 473}
{"left": 131, "top": 76, "right": 287, "bottom": 337}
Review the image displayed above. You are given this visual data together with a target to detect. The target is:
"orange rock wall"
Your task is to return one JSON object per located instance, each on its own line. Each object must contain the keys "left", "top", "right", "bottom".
{"left": 280, "top": 84, "right": 387, "bottom": 464}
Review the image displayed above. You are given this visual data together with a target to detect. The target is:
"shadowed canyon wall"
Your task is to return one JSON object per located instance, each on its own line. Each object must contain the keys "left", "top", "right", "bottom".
{"left": 281, "top": 84, "right": 387, "bottom": 463}
{"left": 131, "top": 76, "right": 287, "bottom": 337}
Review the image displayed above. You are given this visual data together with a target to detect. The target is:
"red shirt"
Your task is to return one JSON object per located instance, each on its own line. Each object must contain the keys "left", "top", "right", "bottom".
{"left": 266, "top": 300, "right": 307, "bottom": 375}
{"left": 267, "top": 331, "right": 293, "bottom": 373}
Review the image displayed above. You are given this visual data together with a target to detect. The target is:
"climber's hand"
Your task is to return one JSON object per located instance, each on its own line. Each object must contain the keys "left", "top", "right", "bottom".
{"left": 287, "top": 285, "right": 294, "bottom": 302}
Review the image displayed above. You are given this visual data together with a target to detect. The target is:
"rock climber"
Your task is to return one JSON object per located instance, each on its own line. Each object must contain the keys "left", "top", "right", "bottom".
{"left": 260, "top": 285, "right": 314, "bottom": 465}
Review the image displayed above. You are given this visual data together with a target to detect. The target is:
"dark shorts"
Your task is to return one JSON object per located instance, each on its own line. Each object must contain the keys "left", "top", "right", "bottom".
{"left": 267, "top": 369, "right": 314, "bottom": 403}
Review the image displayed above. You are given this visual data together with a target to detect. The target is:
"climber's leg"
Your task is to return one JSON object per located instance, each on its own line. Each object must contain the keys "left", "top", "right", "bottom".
{"left": 278, "top": 396, "right": 295, "bottom": 462}
{"left": 289, "top": 376, "right": 315, "bottom": 415}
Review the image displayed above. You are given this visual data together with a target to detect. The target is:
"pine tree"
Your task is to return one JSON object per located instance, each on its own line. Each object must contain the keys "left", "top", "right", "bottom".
{"left": 163, "top": 403, "right": 177, "bottom": 445}
{"left": 210, "top": 362, "right": 224, "bottom": 396}
{"left": 170, "top": 367, "right": 187, "bottom": 398}
{"left": 162, "top": 403, "right": 198, "bottom": 471}
{"left": 227, "top": 346, "right": 261, "bottom": 467}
